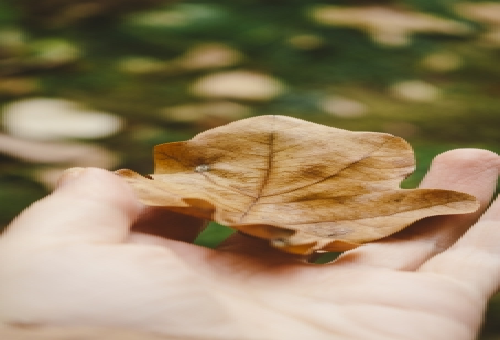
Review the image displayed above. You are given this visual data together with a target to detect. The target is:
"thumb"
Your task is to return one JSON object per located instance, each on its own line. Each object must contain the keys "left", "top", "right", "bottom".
{"left": 3, "top": 168, "right": 142, "bottom": 245}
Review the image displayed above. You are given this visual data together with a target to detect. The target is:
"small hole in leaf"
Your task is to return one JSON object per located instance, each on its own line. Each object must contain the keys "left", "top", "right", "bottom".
{"left": 195, "top": 164, "right": 210, "bottom": 173}
{"left": 271, "top": 238, "right": 288, "bottom": 247}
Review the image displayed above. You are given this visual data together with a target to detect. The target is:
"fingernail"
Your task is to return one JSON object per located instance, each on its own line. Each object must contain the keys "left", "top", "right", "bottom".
{"left": 56, "top": 167, "right": 86, "bottom": 188}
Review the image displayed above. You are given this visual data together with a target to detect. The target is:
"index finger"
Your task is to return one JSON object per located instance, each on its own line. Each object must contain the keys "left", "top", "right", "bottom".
{"left": 2, "top": 168, "right": 142, "bottom": 245}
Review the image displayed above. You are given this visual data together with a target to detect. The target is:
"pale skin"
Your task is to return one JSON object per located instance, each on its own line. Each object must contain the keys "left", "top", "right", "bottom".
{"left": 0, "top": 149, "right": 499, "bottom": 340}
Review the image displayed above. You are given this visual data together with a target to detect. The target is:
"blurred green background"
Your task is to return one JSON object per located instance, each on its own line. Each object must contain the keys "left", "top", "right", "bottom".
{"left": 0, "top": 0, "right": 499, "bottom": 337}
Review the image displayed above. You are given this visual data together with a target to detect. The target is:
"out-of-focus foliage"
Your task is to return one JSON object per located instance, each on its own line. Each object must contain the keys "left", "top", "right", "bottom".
{"left": 0, "top": 0, "right": 499, "bottom": 336}
{"left": 14, "top": 0, "right": 172, "bottom": 28}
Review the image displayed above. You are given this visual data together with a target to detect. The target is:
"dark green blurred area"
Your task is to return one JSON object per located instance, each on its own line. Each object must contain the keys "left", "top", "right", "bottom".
{"left": 0, "top": 0, "right": 499, "bottom": 337}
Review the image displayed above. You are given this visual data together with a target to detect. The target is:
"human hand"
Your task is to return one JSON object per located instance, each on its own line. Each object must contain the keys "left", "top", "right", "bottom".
{"left": 0, "top": 149, "right": 499, "bottom": 340}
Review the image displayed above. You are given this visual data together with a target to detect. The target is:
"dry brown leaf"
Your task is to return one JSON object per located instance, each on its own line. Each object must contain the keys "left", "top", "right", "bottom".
{"left": 117, "top": 115, "right": 479, "bottom": 254}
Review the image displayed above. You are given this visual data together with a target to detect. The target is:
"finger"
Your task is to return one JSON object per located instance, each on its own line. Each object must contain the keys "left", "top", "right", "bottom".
{"left": 0, "top": 324, "right": 173, "bottom": 340}
{"left": 419, "top": 195, "right": 500, "bottom": 299}
{"left": 130, "top": 207, "right": 208, "bottom": 243}
{"left": 334, "top": 149, "right": 499, "bottom": 270}
{"left": 3, "top": 167, "right": 142, "bottom": 245}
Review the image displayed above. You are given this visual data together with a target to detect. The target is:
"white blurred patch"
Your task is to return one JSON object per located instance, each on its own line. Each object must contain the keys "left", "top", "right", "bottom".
{"left": 118, "top": 44, "right": 242, "bottom": 75}
{"left": 179, "top": 43, "right": 243, "bottom": 70}
{"left": 190, "top": 70, "right": 286, "bottom": 101}
{"left": 127, "top": 4, "right": 222, "bottom": 28}
{"left": 28, "top": 39, "right": 80, "bottom": 66}
{"left": 2, "top": 98, "right": 123, "bottom": 140}
{"left": 310, "top": 6, "right": 471, "bottom": 47}
{"left": 455, "top": 2, "right": 500, "bottom": 47}
{"left": 0, "top": 133, "right": 118, "bottom": 188}
{"left": 455, "top": 3, "right": 500, "bottom": 26}
{"left": 389, "top": 80, "right": 440, "bottom": 102}
{"left": 320, "top": 96, "right": 368, "bottom": 118}
{"left": 0, "top": 28, "right": 26, "bottom": 51}
{"left": 161, "top": 101, "right": 251, "bottom": 122}
{"left": 0, "top": 133, "right": 116, "bottom": 166}
{"left": 127, "top": 9, "right": 189, "bottom": 27}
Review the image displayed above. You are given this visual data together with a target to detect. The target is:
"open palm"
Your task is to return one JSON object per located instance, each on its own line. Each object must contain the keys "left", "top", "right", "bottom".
{"left": 1, "top": 149, "right": 499, "bottom": 340}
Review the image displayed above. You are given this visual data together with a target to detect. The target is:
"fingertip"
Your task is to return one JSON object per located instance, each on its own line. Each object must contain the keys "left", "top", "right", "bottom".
{"left": 430, "top": 149, "right": 499, "bottom": 173}
{"left": 55, "top": 167, "right": 86, "bottom": 188}
{"left": 56, "top": 167, "right": 143, "bottom": 218}
{"left": 420, "top": 149, "right": 499, "bottom": 198}
{"left": 5, "top": 167, "right": 143, "bottom": 244}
